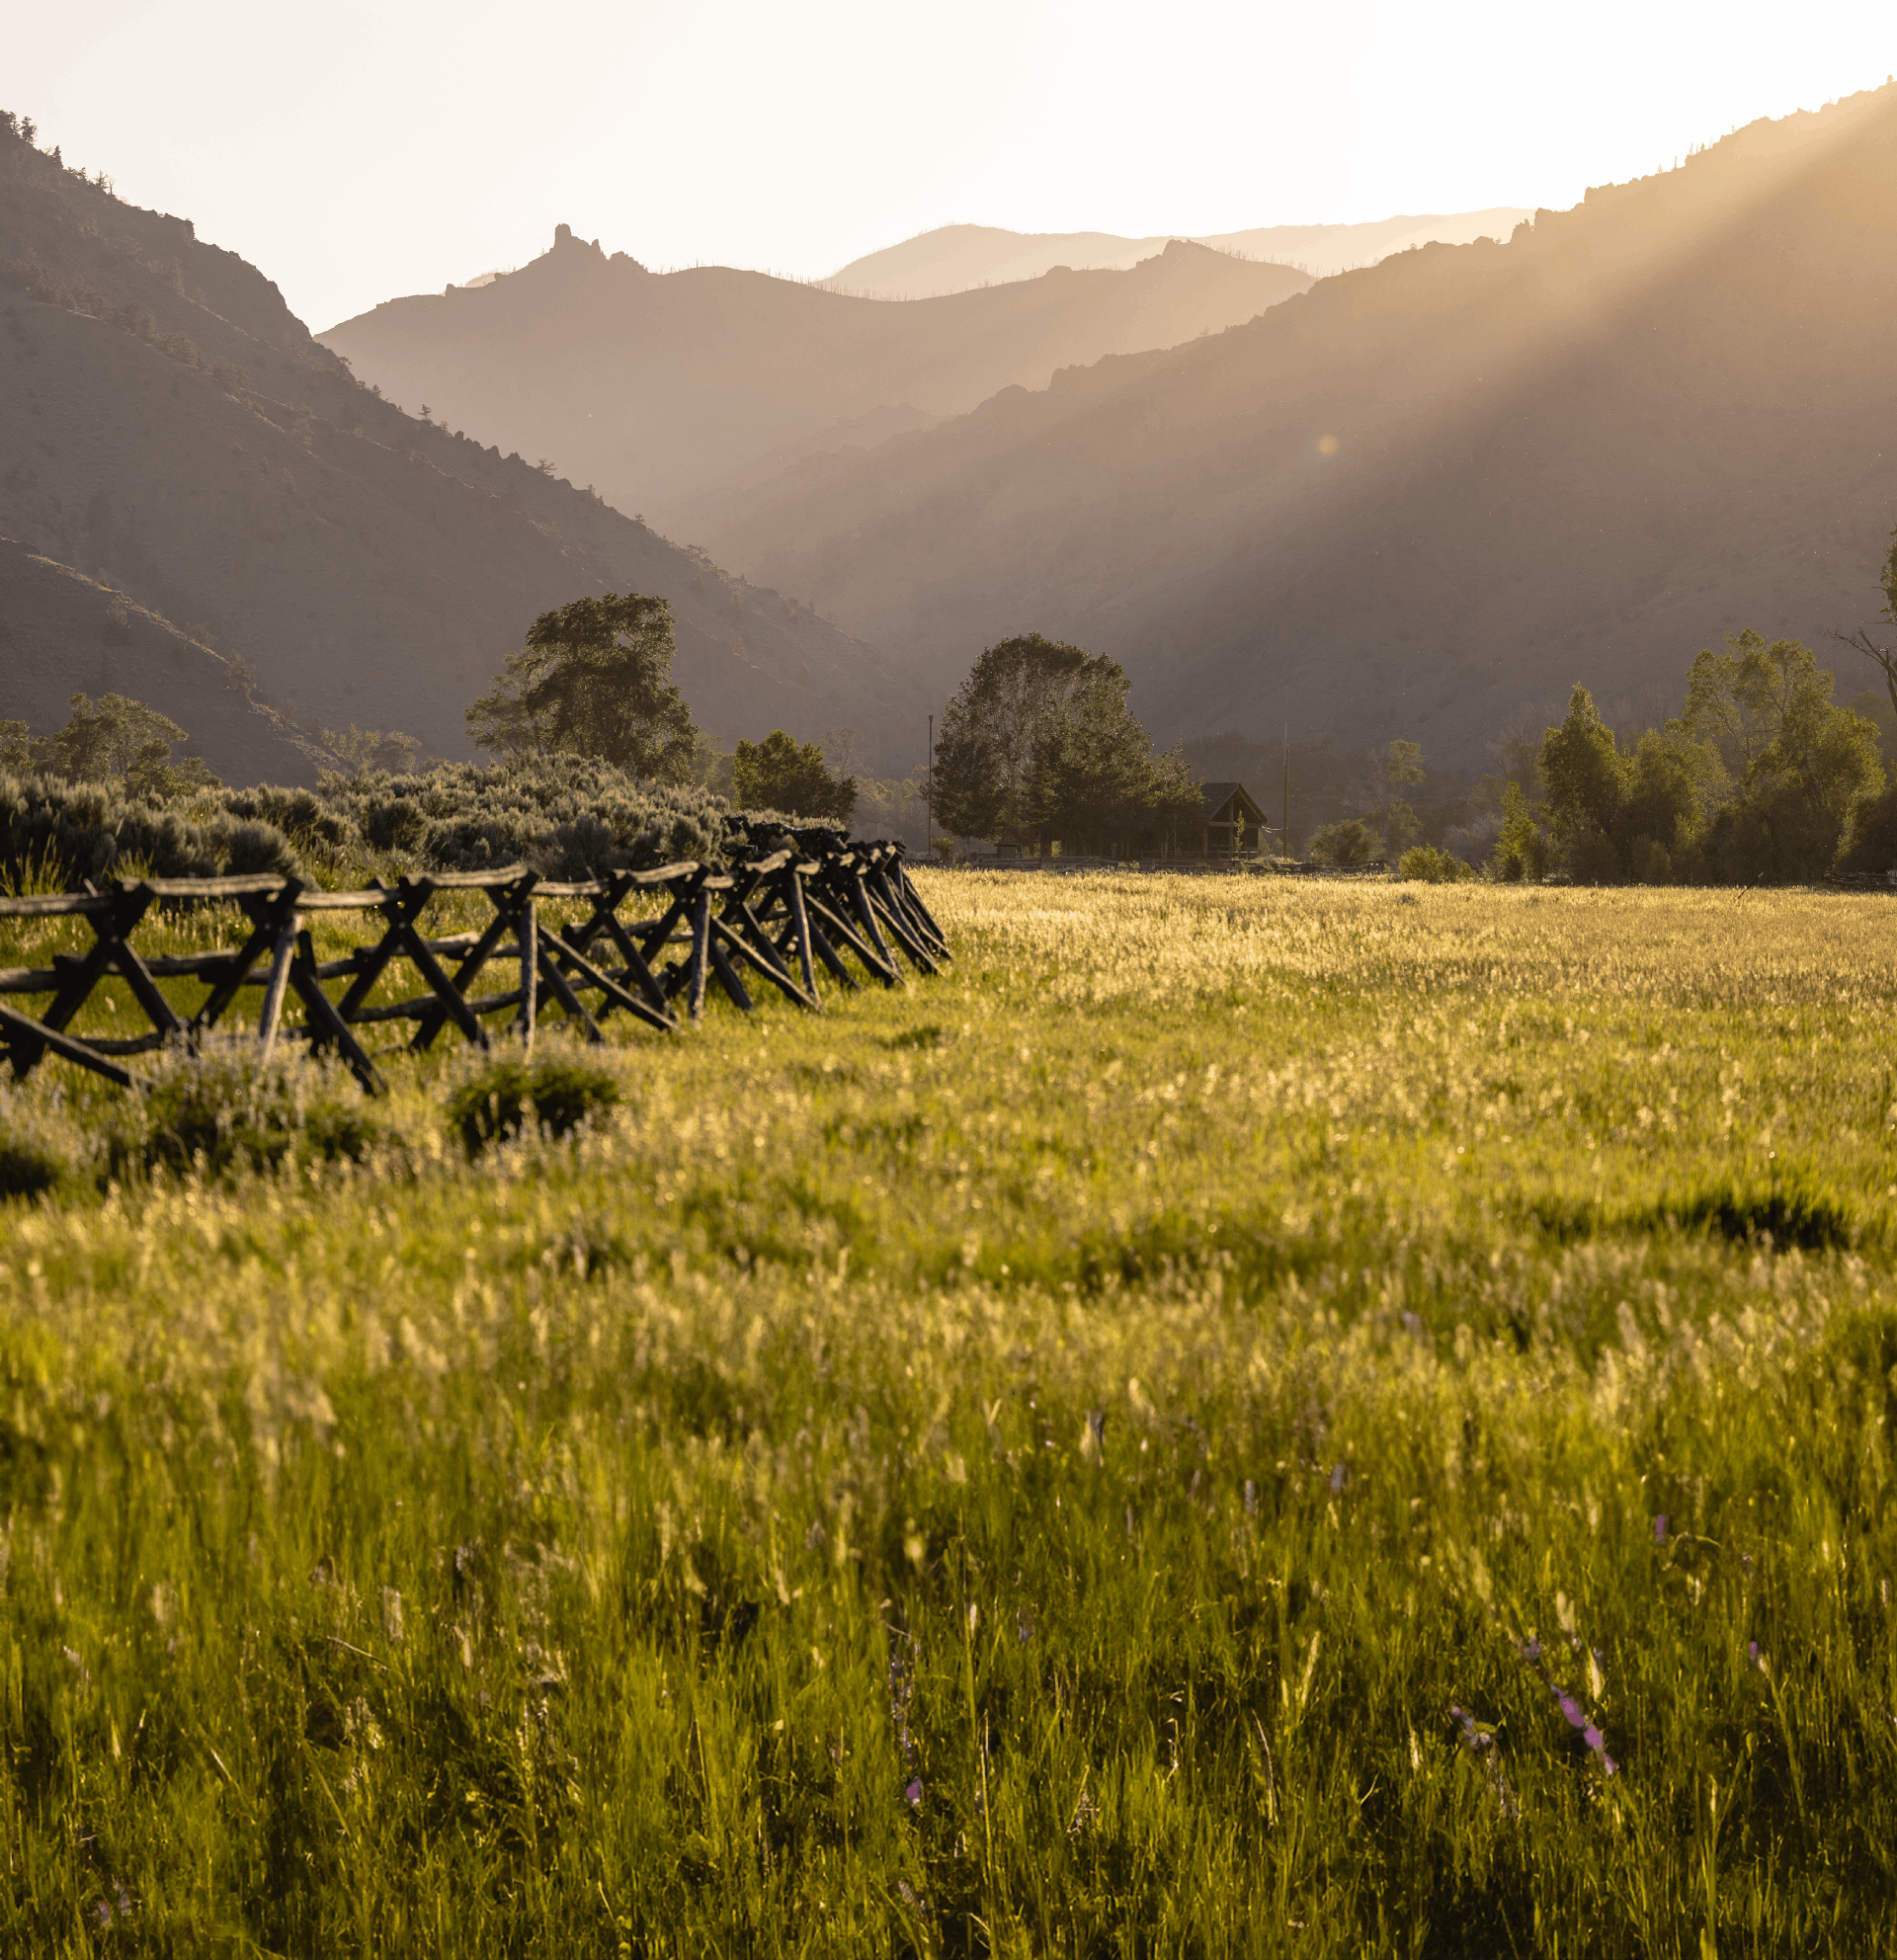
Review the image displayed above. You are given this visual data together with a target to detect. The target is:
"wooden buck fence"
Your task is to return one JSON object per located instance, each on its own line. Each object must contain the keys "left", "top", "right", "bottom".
{"left": 0, "top": 842, "right": 947, "bottom": 1096}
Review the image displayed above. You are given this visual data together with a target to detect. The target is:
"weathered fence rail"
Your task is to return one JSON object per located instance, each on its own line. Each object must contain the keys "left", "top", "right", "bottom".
{"left": 0, "top": 842, "right": 947, "bottom": 1096}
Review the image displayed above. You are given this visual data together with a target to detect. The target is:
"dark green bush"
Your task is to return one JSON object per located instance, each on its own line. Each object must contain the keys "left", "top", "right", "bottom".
{"left": 1395, "top": 845, "right": 1473, "bottom": 883}
{"left": 1308, "top": 818, "right": 1382, "bottom": 866}
{"left": 449, "top": 1053, "right": 622, "bottom": 1154}
{"left": 138, "top": 1051, "right": 380, "bottom": 1179}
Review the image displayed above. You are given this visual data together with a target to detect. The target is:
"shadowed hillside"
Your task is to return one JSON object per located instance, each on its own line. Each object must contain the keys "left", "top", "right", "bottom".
{"left": 0, "top": 537, "right": 338, "bottom": 782}
{"left": 0, "top": 125, "right": 922, "bottom": 776}
{"left": 319, "top": 233, "right": 1310, "bottom": 532}
{"left": 701, "top": 86, "right": 1897, "bottom": 763}
{"left": 828, "top": 210, "right": 1533, "bottom": 296}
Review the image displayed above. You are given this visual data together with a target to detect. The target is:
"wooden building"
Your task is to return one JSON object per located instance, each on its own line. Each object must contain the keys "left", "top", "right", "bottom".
{"left": 1194, "top": 781, "right": 1272, "bottom": 857}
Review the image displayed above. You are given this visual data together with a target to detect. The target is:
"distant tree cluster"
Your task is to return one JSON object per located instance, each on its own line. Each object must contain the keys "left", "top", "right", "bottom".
{"left": 1506, "top": 625, "right": 1886, "bottom": 885}
{"left": 317, "top": 724, "right": 425, "bottom": 776}
{"left": 732, "top": 730, "right": 856, "bottom": 823}
{"left": 1, "top": 694, "right": 218, "bottom": 801}
{"left": 929, "top": 633, "right": 1199, "bottom": 857}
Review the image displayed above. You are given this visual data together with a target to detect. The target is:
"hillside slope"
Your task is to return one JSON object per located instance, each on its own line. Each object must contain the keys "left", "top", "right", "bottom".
{"left": 319, "top": 233, "right": 1309, "bottom": 531}
{"left": 0, "top": 127, "right": 921, "bottom": 777}
{"left": 703, "top": 88, "right": 1897, "bottom": 762}
{"left": 829, "top": 210, "right": 1533, "bottom": 296}
{"left": 0, "top": 537, "right": 338, "bottom": 782}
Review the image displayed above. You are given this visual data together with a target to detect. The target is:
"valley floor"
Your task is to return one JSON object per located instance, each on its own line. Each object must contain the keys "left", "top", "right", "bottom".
{"left": 2, "top": 873, "right": 1895, "bottom": 1953}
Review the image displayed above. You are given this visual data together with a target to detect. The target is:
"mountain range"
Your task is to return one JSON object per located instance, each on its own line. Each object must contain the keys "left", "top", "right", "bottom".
{"left": 319, "top": 234, "right": 1311, "bottom": 535}
{"left": 0, "top": 124, "right": 919, "bottom": 779}
{"left": 694, "top": 86, "right": 1897, "bottom": 763}
{"left": 824, "top": 211, "right": 1533, "bottom": 296}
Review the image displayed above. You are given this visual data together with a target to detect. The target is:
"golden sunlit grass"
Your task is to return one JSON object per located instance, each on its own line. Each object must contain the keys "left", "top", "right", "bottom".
{"left": 0, "top": 870, "right": 1894, "bottom": 1952}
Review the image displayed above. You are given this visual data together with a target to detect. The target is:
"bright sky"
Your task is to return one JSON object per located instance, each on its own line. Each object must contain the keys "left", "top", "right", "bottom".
{"left": 12, "top": 1, "right": 1894, "bottom": 331}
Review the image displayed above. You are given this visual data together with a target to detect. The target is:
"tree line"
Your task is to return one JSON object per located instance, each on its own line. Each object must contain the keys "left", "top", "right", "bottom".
{"left": 1498, "top": 528, "right": 1897, "bottom": 883}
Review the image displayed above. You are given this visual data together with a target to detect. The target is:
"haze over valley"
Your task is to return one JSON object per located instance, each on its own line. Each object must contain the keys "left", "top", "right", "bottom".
{"left": 320, "top": 233, "right": 1315, "bottom": 534}
{"left": 825, "top": 211, "right": 1533, "bottom": 296}
{"left": 6, "top": 41, "right": 1896, "bottom": 796}
{"left": 700, "top": 88, "right": 1897, "bottom": 763}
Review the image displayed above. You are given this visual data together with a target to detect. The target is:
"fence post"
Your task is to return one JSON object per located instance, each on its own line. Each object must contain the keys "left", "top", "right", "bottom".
{"left": 255, "top": 908, "right": 302, "bottom": 1066}
{"left": 518, "top": 895, "right": 537, "bottom": 1052}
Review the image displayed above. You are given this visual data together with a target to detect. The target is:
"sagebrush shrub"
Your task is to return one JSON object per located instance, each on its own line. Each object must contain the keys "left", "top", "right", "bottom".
{"left": 138, "top": 1048, "right": 379, "bottom": 1179}
{"left": 449, "top": 1053, "right": 621, "bottom": 1154}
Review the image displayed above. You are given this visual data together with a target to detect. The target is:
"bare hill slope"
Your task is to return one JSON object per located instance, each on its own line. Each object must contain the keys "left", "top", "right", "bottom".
{"left": 828, "top": 210, "right": 1533, "bottom": 296}
{"left": 319, "top": 233, "right": 1309, "bottom": 531}
{"left": 0, "top": 127, "right": 920, "bottom": 777}
{"left": 701, "top": 87, "right": 1897, "bottom": 762}
{"left": 0, "top": 537, "right": 338, "bottom": 782}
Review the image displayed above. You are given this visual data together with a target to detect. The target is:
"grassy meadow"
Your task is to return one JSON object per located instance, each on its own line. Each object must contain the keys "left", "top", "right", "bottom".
{"left": 2, "top": 869, "right": 1897, "bottom": 1954}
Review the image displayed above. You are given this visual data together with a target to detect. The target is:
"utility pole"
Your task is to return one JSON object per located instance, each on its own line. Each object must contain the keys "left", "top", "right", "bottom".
{"left": 926, "top": 713, "right": 933, "bottom": 857}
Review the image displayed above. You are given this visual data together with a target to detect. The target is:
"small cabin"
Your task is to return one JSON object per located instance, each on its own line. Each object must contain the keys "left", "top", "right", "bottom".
{"left": 1196, "top": 781, "right": 1272, "bottom": 857}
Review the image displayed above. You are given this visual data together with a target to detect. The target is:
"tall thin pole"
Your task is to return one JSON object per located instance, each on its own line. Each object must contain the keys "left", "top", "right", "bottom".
{"left": 1282, "top": 724, "right": 1289, "bottom": 865}
{"left": 927, "top": 714, "right": 933, "bottom": 856}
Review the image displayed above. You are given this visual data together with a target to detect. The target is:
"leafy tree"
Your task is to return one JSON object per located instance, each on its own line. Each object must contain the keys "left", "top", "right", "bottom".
{"left": 931, "top": 633, "right": 1101, "bottom": 845}
{"left": 1489, "top": 782, "right": 1550, "bottom": 882}
{"left": 732, "top": 730, "right": 856, "bottom": 822}
{"left": 1537, "top": 687, "right": 1721, "bottom": 882}
{"left": 1616, "top": 723, "right": 1724, "bottom": 880}
{"left": 0, "top": 720, "right": 34, "bottom": 774}
{"left": 1686, "top": 633, "right": 1883, "bottom": 881}
{"left": 931, "top": 632, "right": 1196, "bottom": 854}
{"left": 40, "top": 694, "right": 217, "bottom": 799}
{"left": 1538, "top": 687, "right": 1630, "bottom": 862}
{"left": 467, "top": 592, "right": 698, "bottom": 785}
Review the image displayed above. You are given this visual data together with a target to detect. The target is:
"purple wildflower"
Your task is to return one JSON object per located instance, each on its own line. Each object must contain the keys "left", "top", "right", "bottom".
{"left": 904, "top": 1777, "right": 922, "bottom": 1807}
{"left": 1654, "top": 1514, "right": 1668, "bottom": 1545}
{"left": 1329, "top": 1463, "right": 1348, "bottom": 1495}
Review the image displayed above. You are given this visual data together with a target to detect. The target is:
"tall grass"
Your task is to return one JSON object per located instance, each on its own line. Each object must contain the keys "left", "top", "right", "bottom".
{"left": 0, "top": 874, "right": 1895, "bottom": 1952}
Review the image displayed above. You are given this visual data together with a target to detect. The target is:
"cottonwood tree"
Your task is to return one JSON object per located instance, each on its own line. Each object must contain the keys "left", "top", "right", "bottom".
{"left": 930, "top": 632, "right": 1196, "bottom": 854}
{"left": 467, "top": 592, "right": 699, "bottom": 785}
{"left": 1539, "top": 685, "right": 1722, "bottom": 882}
{"left": 732, "top": 730, "right": 856, "bottom": 822}
{"left": 1685, "top": 633, "right": 1882, "bottom": 881}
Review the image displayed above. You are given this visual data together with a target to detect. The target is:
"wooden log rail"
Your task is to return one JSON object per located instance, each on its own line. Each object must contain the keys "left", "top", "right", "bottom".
{"left": 0, "top": 843, "right": 948, "bottom": 1096}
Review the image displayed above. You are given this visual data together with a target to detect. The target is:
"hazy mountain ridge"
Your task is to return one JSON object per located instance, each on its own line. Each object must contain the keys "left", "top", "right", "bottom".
{"left": 0, "top": 130, "right": 921, "bottom": 776}
{"left": 826, "top": 210, "right": 1535, "bottom": 296}
{"left": 698, "top": 86, "right": 1897, "bottom": 764}
{"left": 319, "top": 231, "right": 1310, "bottom": 532}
